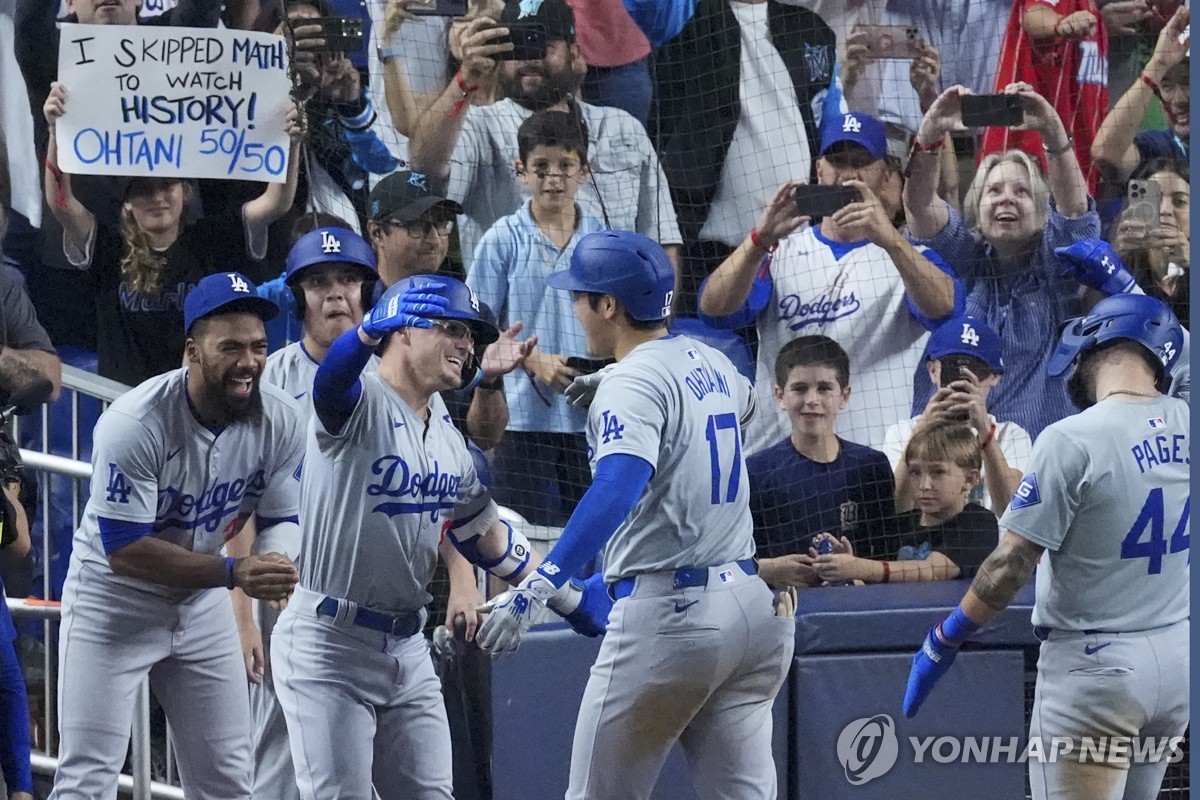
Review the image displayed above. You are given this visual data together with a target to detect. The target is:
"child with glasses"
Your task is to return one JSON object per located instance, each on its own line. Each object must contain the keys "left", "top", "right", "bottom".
{"left": 466, "top": 110, "right": 607, "bottom": 527}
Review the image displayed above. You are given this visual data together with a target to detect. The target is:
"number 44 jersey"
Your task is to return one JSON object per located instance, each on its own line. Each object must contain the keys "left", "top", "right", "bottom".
{"left": 1000, "top": 396, "right": 1189, "bottom": 633}
{"left": 588, "top": 336, "right": 757, "bottom": 583}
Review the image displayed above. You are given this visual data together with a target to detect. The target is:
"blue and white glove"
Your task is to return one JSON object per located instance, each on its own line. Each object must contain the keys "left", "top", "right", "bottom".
{"left": 550, "top": 573, "right": 612, "bottom": 637}
{"left": 902, "top": 606, "right": 980, "bottom": 718}
{"left": 361, "top": 280, "right": 449, "bottom": 340}
{"left": 476, "top": 570, "right": 560, "bottom": 655}
{"left": 1055, "top": 239, "right": 1137, "bottom": 296}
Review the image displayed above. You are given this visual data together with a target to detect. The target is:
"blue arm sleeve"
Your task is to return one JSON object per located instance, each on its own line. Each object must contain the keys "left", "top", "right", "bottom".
{"left": 98, "top": 518, "right": 154, "bottom": 555}
{"left": 537, "top": 454, "right": 654, "bottom": 588}
{"left": 0, "top": 614, "right": 31, "bottom": 794}
{"left": 312, "top": 326, "right": 373, "bottom": 433}
{"left": 905, "top": 246, "right": 966, "bottom": 331}
{"left": 622, "top": 0, "right": 695, "bottom": 46}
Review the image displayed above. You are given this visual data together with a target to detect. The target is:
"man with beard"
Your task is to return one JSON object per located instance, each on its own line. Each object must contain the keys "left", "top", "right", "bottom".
{"left": 409, "top": 0, "right": 681, "bottom": 274}
{"left": 48, "top": 272, "right": 305, "bottom": 800}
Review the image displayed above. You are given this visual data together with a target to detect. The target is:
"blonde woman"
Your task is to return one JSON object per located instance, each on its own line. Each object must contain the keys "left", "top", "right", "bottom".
{"left": 43, "top": 81, "right": 304, "bottom": 386}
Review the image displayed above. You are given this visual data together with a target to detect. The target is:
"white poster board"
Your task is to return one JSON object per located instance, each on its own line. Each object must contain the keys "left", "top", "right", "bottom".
{"left": 55, "top": 24, "right": 292, "bottom": 182}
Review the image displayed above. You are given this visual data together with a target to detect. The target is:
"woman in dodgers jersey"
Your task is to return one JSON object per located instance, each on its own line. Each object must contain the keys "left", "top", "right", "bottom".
{"left": 477, "top": 231, "right": 795, "bottom": 800}
{"left": 50, "top": 273, "right": 304, "bottom": 800}
{"left": 270, "top": 275, "right": 608, "bottom": 800}
{"left": 903, "top": 294, "right": 1189, "bottom": 800}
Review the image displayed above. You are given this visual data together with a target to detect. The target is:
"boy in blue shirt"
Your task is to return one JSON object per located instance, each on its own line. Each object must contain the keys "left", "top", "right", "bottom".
{"left": 467, "top": 110, "right": 607, "bottom": 526}
{"left": 748, "top": 335, "right": 896, "bottom": 588}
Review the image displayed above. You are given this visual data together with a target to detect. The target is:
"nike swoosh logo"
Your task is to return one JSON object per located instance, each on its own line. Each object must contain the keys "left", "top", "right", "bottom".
{"left": 1084, "top": 643, "right": 1112, "bottom": 655}
{"left": 166, "top": 447, "right": 184, "bottom": 462}
{"left": 293, "top": 391, "right": 307, "bottom": 400}
{"left": 674, "top": 600, "right": 699, "bottom": 613}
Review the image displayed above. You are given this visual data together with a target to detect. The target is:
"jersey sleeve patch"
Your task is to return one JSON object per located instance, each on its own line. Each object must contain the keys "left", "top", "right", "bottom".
{"left": 1010, "top": 473, "right": 1041, "bottom": 510}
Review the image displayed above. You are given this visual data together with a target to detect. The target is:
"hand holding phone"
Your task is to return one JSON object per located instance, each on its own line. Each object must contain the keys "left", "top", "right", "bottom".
{"left": 959, "top": 94, "right": 1024, "bottom": 128}
{"left": 859, "top": 25, "right": 925, "bottom": 60}
{"left": 793, "top": 184, "right": 861, "bottom": 218}
{"left": 1126, "top": 179, "right": 1164, "bottom": 235}
{"left": 486, "top": 21, "right": 547, "bottom": 61}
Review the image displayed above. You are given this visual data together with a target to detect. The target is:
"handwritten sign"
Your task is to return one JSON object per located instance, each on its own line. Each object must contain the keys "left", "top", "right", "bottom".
{"left": 56, "top": 24, "right": 292, "bottom": 182}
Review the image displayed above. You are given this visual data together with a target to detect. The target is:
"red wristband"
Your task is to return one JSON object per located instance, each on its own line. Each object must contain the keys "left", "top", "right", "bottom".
{"left": 981, "top": 423, "right": 997, "bottom": 449}
{"left": 880, "top": 560, "right": 891, "bottom": 584}
{"left": 1140, "top": 72, "right": 1164, "bottom": 101}
{"left": 749, "top": 227, "right": 778, "bottom": 253}
{"left": 44, "top": 159, "right": 67, "bottom": 210}
{"left": 455, "top": 71, "right": 480, "bottom": 96}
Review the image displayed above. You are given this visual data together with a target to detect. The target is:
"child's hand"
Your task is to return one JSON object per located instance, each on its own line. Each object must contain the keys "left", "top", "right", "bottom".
{"left": 813, "top": 552, "right": 863, "bottom": 583}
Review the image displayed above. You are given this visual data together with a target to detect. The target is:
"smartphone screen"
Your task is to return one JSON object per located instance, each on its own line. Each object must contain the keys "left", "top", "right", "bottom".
{"left": 409, "top": 0, "right": 469, "bottom": 16}
{"left": 307, "top": 17, "right": 364, "bottom": 54}
{"left": 793, "top": 185, "right": 861, "bottom": 218}
{"left": 491, "top": 21, "right": 547, "bottom": 62}
{"left": 960, "top": 94, "right": 1024, "bottom": 128}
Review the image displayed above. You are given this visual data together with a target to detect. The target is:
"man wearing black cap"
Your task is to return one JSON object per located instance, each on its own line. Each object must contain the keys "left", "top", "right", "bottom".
{"left": 410, "top": 0, "right": 681, "bottom": 275}
{"left": 47, "top": 272, "right": 306, "bottom": 800}
{"left": 366, "top": 170, "right": 463, "bottom": 287}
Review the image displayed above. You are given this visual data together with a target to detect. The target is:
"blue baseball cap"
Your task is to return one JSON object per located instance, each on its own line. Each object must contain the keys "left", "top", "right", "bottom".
{"left": 184, "top": 272, "right": 279, "bottom": 334}
{"left": 820, "top": 112, "right": 888, "bottom": 161}
{"left": 927, "top": 316, "right": 1005, "bottom": 373}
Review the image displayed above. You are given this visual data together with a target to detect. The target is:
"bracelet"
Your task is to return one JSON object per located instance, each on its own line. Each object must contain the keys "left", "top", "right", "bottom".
{"left": 449, "top": 72, "right": 481, "bottom": 119}
{"left": 224, "top": 556, "right": 236, "bottom": 590}
{"left": 880, "top": 560, "right": 891, "bottom": 584}
{"left": 1139, "top": 72, "right": 1164, "bottom": 102}
{"left": 1043, "top": 134, "right": 1075, "bottom": 157}
{"left": 477, "top": 375, "right": 504, "bottom": 391}
{"left": 910, "top": 135, "right": 944, "bottom": 156}
{"left": 44, "top": 159, "right": 67, "bottom": 210}
{"left": 980, "top": 423, "right": 997, "bottom": 449}
{"left": 1052, "top": 19, "right": 1063, "bottom": 37}
{"left": 749, "top": 227, "right": 778, "bottom": 253}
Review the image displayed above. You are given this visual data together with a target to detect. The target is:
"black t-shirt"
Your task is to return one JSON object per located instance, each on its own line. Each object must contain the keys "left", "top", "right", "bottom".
{"left": 88, "top": 214, "right": 268, "bottom": 387}
{"left": 891, "top": 503, "right": 998, "bottom": 579}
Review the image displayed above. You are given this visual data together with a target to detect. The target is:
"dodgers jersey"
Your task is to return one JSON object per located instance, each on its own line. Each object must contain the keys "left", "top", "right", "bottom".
{"left": 75, "top": 368, "right": 305, "bottom": 598}
{"left": 746, "top": 224, "right": 954, "bottom": 454}
{"left": 589, "top": 336, "right": 756, "bottom": 581}
{"left": 1000, "top": 396, "right": 1190, "bottom": 633}
{"left": 262, "top": 341, "right": 381, "bottom": 418}
{"left": 297, "top": 372, "right": 470, "bottom": 613}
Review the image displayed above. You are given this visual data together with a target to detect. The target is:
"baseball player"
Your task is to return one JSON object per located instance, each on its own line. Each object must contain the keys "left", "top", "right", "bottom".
{"left": 476, "top": 230, "right": 796, "bottom": 800}
{"left": 903, "top": 293, "right": 1189, "bottom": 800}
{"left": 270, "top": 275, "right": 608, "bottom": 800}
{"left": 49, "top": 272, "right": 305, "bottom": 800}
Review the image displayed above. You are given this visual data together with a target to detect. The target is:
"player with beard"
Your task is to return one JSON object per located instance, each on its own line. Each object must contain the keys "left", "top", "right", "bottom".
{"left": 48, "top": 272, "right": 306, "bottom": 800}
{"left": 410, "top": 0, "right": 682, "bottom": 275}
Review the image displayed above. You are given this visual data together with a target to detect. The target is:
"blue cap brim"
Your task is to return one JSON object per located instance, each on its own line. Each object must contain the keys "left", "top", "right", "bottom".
{"left": 545, "top": 269, "right": 589, "bottom": 293}
{"left": 187, "top": 296, "right": 280, "bottom": 334}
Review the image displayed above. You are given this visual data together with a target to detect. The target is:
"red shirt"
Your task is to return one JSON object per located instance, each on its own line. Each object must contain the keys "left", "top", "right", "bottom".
{"left": 567, "top": 0, "right": 651, "bottom": 68}
{"left": 979, "top": 0, "right": 1108, "bottom": 192}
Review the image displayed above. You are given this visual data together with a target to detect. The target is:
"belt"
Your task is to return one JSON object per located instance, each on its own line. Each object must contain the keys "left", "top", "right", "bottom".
{"left": 611, "top": 559, "right": 757, "bottom": 600}
{"left": 1034, "top": 626, "right": 1118, "bottom": 641}
{"left": 316, "top": 597, "right": 422, "bottom": 637}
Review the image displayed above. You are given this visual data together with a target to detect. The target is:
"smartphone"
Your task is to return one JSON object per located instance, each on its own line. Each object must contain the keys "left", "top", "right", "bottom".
{"left": 306, "top": 16, "right": 364, "bottom": 54}
{"left": 565, "top": 356, "right": 614, "bottom": 375}
{"left": 793, "top": 184, "right": 861, "bottom": 218}
{"left": 939, "top": 354, "right": 978, "bottom": 388}
{"left": 859, "top": 25, "right": 924, "bottom": 60}
{"left": 1126, "top": 179, "right": 1163, "bottom": 234}
{"left": 487, "top": 21, "right": 548, "bottom": 62}
{"left": 408, "top": 0, "right": 469, "bottom": 16}
{"left": 960, "top": 94, "right": 1024, "bottom": 128}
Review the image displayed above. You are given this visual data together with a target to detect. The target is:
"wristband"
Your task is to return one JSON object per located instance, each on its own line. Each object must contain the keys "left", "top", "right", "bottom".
{"left": 477, "top": 375, "right": 504, "bottom": 391}
{"left": 980, "top": 423, "right": 997, "bottom": 449}
{"left": 880, "top": 560, "right": 891, "bottom": 584}
{"left": 224, "top": 556, "right": 236, "bottom": 590}
{"left": 1139, "top": 72, "right": 1164, "bottom": 102}
{"left": 449, "top": 72, "right": 481, "bottom": 119}
{"left": 749, "top": 227, "right": 778, "bottom": 253}
{"left": 1043, "top": 135, "right": 1075, "bottom": 157}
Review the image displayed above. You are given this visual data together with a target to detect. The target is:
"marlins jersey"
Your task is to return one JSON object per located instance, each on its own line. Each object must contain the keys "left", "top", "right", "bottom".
{"left": 747, "top": 224, "right": 954, "bottom": 453}
{"left": 74, "top": 368, "right": 305, "bottom": 598}
{"left": 1001, "top": 396, "right": 1190, "bottom": 632}
{"left": 589, "top": 336, "right": 756, "bottom": 581}
{"left": 262, "top": 341, "right": 380, "bottom": 417}
{"left": 298, "top": 372, "right": 470, "bottom": 613}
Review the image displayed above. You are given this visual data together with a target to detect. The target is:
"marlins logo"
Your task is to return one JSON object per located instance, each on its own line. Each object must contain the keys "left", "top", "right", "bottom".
{"left": 803, "top": 43, "right": 833, "bottom": 83}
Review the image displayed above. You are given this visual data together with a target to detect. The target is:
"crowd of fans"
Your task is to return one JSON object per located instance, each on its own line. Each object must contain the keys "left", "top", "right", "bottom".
{"left": 0, "top": 0, "right": 1192, "bottom": 787}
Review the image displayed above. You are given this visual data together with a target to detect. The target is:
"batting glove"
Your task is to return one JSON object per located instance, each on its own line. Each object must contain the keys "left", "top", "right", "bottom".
{"left": 1054, "top": 239, "right": 1137, "bottom": 296}
{"left": 476, "top": 570, "right": 560, "bottom": 655}
{"left": 903, "top": 606, "right": 981, "bottom": 717}
{"left": 548, "top": 573, "right": 612, "bottom": 637}
{"left": 361, "top": 279, "right": 450, "bottom": 340}
{"left": 564, "top": 364, "right": 616, "bottom": 409}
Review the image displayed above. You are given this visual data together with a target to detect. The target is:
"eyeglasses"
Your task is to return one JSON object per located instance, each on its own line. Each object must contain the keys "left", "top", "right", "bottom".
{"left": 526, "top": 162, "right": 583, "bottom": 180}
{"left": 430, "top": 318, "right": 474, "bottom": 343}
{"left": 388, "top": 219, "right": 455, "bottom": 239}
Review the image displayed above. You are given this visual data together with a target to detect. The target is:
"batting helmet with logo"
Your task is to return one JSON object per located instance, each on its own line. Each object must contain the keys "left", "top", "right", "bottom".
{"left": 545, "top": 230, "right": 674, "bottom": 321}
{"left": 1047, "top": 293, "right": 1184, "bottom": 383}
{"left": 386, "top": 275, "right": 500, "bottom": 346}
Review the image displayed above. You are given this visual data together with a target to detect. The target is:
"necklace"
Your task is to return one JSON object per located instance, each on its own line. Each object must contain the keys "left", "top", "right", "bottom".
{"left": 1100, "top": 389, "right": 1158, "bottom": 401}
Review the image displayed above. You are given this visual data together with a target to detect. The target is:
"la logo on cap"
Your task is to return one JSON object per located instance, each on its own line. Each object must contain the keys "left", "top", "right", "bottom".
{"left": 959, "top": 323, "right": 980, "bottom": 347}
{"left": 227, "top": 273, "right": 250, "bottom": 293}
{"left": 321, "top": 231, "right": 342, "bottom": 254}
{"left": 843, "top": 115, "right": 862, "bottom": 133}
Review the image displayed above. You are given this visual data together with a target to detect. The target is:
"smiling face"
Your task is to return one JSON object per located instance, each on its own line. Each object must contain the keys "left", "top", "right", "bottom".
{"left": 124, "top": 178, "right": 186, "bottom": 239}
{"left": 977, "top": 160, "right": 1043, "bottom": 247}
{"left": 1159, "top": 63, "right": 1189, "bottom": 139}
{"left": 775, "top": 364, "right": 850, "bottom": 441}
{"left": 518, "top": 144, "right": 587, "bottom": 215}
{"left": 1150, "top": 169, "right": 1190, "bottom": 236}
{"left": 187, "top": 312, "right": 268, "bottom": 424}
{"left": 404, "top": 318, "right": 474, "bottom": 392}
{"left": 498, "top": 41, "right": 583, "bottom": 111}
{"left": 70, "top": 0, "right": 139, "bottom": 24}
{"left": 297, "top": 263, "right": 367, "bottom": 349}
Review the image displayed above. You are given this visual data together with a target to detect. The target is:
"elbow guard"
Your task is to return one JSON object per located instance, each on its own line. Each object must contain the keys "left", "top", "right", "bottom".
{"left": 447, "top": 502, "right": 532, "bottom": 581}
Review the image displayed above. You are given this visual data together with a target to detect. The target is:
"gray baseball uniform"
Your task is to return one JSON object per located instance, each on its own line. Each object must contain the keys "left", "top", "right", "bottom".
{"left": 569, "top": 336, "right": 794, "bottom": 800}
{"left": 1000, "top": 395, "right": 1190, "bottom": 800}
{"left": 271, "top": 372, "right": 464, "bottom": 800}
{"left": 50, "top": 368, "right": 304, "bottom": 800}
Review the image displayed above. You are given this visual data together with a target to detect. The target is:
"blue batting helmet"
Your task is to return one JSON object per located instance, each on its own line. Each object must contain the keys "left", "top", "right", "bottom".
{"left": 546, "top": 230, "right": 674, "bottom": 322}
{"left": 285, "top": 227, "right": 377, "bottom": 286}
{"left": 1047, "top": 294, "right": 1183, "bottom": 381}
{"left": 388, "top": 275, "right": 500, "bottom": 345}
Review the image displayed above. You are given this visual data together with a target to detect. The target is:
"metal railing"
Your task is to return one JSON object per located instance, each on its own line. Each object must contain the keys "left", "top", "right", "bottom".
{"left": 10, "top": 365, "right": 183, "bottom": 799}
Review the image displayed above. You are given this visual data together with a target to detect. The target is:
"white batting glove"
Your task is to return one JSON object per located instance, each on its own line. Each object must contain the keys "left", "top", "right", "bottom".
{"left": 476, "top": 571, "right": 561, "bottom": 655}
{"left": 564, "top": 364, "right": 615, "bottom": 409}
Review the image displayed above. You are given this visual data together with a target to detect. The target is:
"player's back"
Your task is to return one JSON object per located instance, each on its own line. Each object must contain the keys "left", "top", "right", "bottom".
{"left": 592, "top": 336, "right": 756, "bottom": 581}
{"left": 1004, "top": 396, "right": 1190, "bottom": 632}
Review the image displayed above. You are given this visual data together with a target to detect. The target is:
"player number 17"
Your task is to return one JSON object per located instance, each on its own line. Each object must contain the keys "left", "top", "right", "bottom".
{"left": 1120, "top": 489, "right": 1189, "bottom": 575}
{"left": 704, "top": 413, "right": 741, "bottom": 505}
